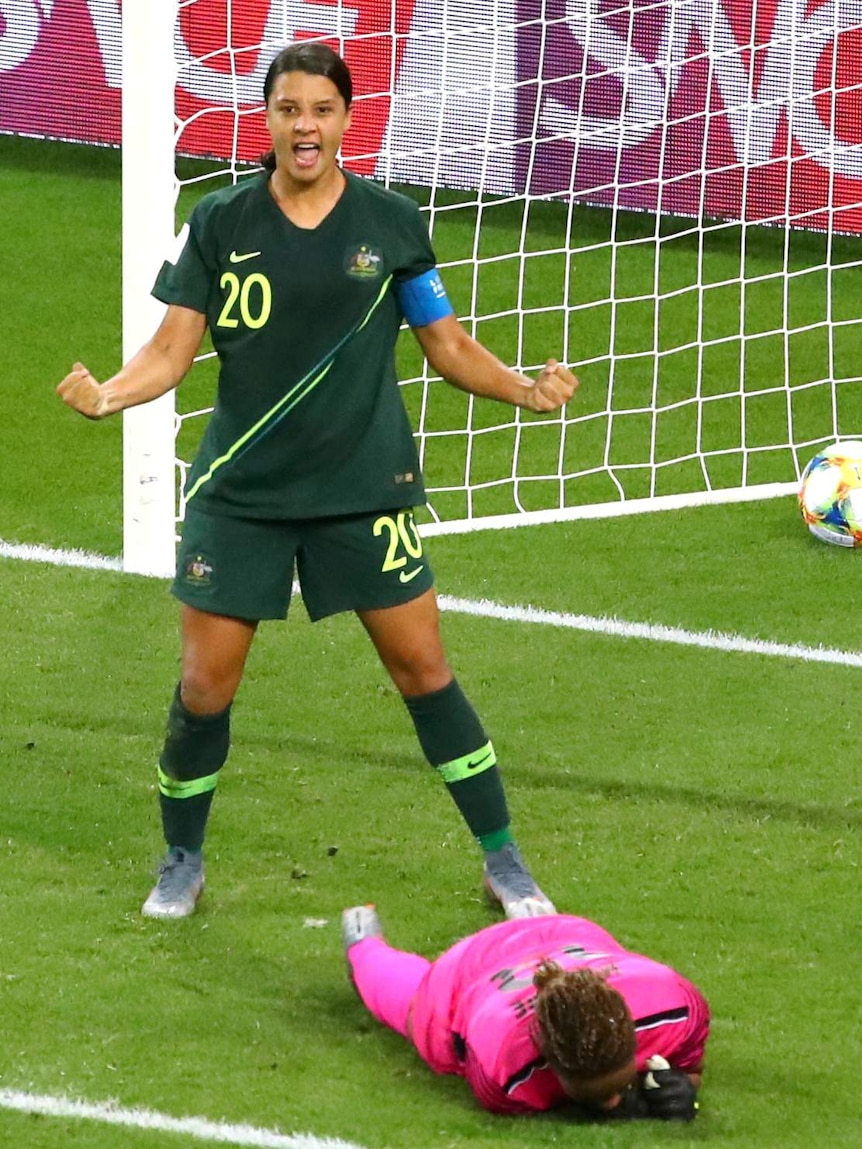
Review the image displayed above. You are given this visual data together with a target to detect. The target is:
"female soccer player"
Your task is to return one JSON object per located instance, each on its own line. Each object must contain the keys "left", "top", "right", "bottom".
{"left": 342, "top": 906, "right": 709, "bottom": 1120}
{"left": 57, "top": 42, "right": 578, "bottom": 921}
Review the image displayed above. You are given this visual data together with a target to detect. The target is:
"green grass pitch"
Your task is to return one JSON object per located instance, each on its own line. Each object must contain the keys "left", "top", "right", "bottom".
{"left": 1, "top": 134, "right": 861, "bottom": 1148}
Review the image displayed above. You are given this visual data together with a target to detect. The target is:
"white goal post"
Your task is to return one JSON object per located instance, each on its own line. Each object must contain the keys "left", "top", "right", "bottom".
{"left": 121, "top": 0, "right": 862, "bottom": 577}
{"left": 121, "top": 1, "right": 177, "bottom": 578}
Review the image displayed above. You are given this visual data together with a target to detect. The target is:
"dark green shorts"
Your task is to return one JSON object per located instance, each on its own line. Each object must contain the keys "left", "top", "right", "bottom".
{"left": 172, "top": 506, "right": 434, "bottom": 622}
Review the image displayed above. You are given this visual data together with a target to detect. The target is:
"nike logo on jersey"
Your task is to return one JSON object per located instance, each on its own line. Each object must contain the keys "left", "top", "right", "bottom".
{"left": 465, "top": 749, "right": 494, "bottom": 770}
{"left": 229, "top": 250, "right": 262, "bottom": 263}
{"left": 399, "top": 565, "right": 425, "bottom": 584}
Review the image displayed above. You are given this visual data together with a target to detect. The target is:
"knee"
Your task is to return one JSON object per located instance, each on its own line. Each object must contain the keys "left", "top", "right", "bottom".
{"left": 179, "top": 609, "right": 254, "bottom": 713}
{"left": 180, "top": 665, "right": 239, "bottom": 715}
{"left": 388, "top": 650, "right": 453, "bottom": 698}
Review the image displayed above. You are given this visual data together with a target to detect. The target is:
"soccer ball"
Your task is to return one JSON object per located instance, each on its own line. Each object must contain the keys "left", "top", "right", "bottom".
{"left": 798, "top": 440, "right": 862, "bottom": 547}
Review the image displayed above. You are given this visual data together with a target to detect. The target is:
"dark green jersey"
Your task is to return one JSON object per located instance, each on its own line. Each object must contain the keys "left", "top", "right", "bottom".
{"left": 153, "top": 171, "right": 433, "bottom": 519}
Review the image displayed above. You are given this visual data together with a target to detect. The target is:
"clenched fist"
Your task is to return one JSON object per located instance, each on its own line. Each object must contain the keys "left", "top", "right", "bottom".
{"left": 56, "top": 362, "right": 110, "bottom": 420}
{"left": 524, "top": 359, "right": 580, "bottom": 413}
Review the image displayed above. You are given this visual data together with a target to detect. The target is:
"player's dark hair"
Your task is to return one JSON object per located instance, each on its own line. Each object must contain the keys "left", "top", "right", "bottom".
{"left": 532, "top": 962, "right": 636, "bottom": 1088}
{"left": 260, "top": 42, "right": 353, "bottom": 172}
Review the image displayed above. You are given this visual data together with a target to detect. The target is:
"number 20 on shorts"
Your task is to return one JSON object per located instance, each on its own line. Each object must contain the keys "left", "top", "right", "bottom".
{"left": 373, "top": 511, "right": 423, "bottom": 572}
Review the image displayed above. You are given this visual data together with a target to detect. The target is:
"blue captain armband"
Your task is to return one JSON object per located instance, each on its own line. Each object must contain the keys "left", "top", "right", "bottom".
{"left": 397, "top": 268, "right": 454, "bottom": 327}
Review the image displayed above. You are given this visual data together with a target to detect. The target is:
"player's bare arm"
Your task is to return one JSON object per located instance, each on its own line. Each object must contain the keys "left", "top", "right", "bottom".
{"left": 412, "top": 312, "right": 579, "bottom": 413}
{"left": 57, "top": 304, "right": 207, "bottom": 420}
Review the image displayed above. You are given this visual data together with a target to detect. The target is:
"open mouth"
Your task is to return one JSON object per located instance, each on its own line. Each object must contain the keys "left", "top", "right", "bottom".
{"left": 293, "top": 142, "right": 320, "bottom": 169}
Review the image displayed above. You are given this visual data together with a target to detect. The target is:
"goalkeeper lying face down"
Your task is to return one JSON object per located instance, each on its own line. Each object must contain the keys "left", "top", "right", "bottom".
{"left": 341, "top": 908, "right": 709, "bottom": 1121}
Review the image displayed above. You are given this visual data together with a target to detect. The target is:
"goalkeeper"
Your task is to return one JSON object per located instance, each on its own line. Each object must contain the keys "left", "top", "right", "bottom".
{"left": 56, "top": 40, "right": 578, "bottom": 920}
{"left": 342, "top": 906, "right": 709, "bottom": 1120}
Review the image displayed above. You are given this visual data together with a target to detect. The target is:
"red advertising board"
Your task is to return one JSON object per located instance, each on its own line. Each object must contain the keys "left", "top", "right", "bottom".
{"left": 172, "top": 0, "right": 418, "bottom": 174}
{"left": 2, "top": 0, "right": 860, "bottom": 231}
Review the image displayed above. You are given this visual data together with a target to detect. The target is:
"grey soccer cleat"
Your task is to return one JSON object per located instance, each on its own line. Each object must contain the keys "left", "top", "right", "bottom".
{"left": 341, "top": 904, "right": 384, "bottom": 952}
{"left": 141, "top": 847, "right": 204, "bottom": 919}
{"left": 483, "top": 843, "right": 556, "bottom": 919}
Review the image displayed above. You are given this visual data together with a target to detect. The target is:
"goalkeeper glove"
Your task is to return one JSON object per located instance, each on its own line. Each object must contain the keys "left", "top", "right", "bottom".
{"left": 641, "top": 1055, "right": 699, "bottom": 1121}
{"left": 612, "top": 1056, "right": 699, "bottom": 1122}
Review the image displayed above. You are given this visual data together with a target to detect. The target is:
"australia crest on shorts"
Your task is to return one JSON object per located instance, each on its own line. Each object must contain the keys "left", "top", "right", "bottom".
{"left": 184, "top": 553, "right": 214, "bottom": 586}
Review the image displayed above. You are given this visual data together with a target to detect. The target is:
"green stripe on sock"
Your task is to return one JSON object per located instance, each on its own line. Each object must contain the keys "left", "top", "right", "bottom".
{"left": 477, "top": 827, "right": 514, "bottom": 852}
{"left": 158, "top": 766, "right": 220, "bottom": 800}
{"left": 436, "top": 741, "right": 496, "bottom": 784}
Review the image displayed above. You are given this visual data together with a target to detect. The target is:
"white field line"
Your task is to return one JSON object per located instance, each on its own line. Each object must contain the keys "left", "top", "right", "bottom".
{"left": 0, "top": 1089, "right": 369, "bottom": 1149}
{"left": 0, "top": 539, "right": 124, "bottom": 571}
{"left": 3, "top": 538, "right": 861, "bottom": 668}
{"left": 437, "top": 594, "right": 862, "bottom": 668}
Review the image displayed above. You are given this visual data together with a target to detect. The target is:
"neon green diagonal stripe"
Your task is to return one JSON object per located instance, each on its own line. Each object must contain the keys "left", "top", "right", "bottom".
{"left": 157, "top": 766, "right": 219, "bottom": 800}
{"left": 186, "top": 275, "right": 393, "bottom": 503}
{"left": 184, "top": 361, "right": 333, "bottom": 502}
{"left": 436, "top": 741, "right": 496, "bottom": 784}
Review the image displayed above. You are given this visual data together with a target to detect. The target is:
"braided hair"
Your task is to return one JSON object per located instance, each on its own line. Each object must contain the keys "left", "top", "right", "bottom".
{"left": 532, "top": 961, "right": 635, "bottom": 1081}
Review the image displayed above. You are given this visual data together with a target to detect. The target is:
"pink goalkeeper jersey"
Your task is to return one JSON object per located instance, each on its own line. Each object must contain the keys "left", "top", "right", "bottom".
{"left": 408, "top": 915, "right": 709, "bottom": 1115}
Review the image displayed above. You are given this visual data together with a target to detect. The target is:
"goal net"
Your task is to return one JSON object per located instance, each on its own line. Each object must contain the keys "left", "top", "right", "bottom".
{"left": 122, "top": 0, "right": 862, "bottom": 576}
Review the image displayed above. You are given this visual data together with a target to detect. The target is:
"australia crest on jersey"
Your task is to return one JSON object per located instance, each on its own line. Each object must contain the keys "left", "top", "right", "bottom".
{"left": 345, "top": 244, "right": 383, "bottom": 279}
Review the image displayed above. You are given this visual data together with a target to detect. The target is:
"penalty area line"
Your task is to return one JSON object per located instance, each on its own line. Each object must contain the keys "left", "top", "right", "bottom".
{"left": 0, "top": 1088, "right": 369, "bottom": 1149}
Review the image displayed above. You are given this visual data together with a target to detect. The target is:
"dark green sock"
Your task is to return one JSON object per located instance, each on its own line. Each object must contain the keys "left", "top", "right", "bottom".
{"left": 157, "top": 683, "right": 231, "bottom": 851}
{"left": 158, "top": 790, "right": 216, "bottom": 853}
{"left": 403, "top": 679, "right": 511, "bottom": 844}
